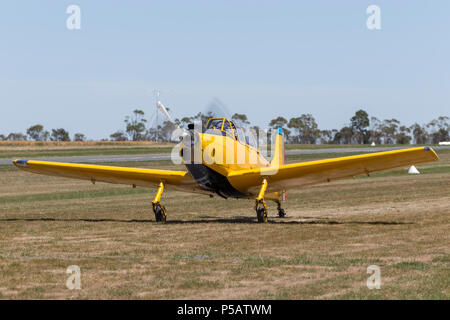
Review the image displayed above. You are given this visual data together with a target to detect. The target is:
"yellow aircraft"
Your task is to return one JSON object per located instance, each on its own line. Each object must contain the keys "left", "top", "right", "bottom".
{"left": 14, "top": 117, "right": 438, "bottom": 223}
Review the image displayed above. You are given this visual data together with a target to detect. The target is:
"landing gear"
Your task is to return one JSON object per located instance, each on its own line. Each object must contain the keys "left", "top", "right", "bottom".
{"left": 256, "top": 203, "right": 267, "bottom": 223}
{"left": 254, "top": 180, "right": 286, "bottom": 222}
{"left": 153, "top": 203, "right": 167, "bottom": 222}
{"left": 152, "top": 182, "right": 167, "bottom": 222}
{"left": 255, "top": 179, "right": 268, "bottom": 223}
{"left": 275, "top": 200, "right": 286, "bottom": 218}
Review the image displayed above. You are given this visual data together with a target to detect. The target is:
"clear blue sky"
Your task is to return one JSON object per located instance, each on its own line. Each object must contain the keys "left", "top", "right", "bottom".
{"left": 0, "top": 1, "right": 449, "bottom": 139}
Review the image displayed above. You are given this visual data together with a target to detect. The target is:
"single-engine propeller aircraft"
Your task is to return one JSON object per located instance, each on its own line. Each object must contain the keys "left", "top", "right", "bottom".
{"left": 14, "top": 116, "right": 438, "bottom": 223}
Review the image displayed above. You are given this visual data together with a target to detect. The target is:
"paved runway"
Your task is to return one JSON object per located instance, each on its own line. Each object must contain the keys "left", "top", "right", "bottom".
{"left": 2, "top": 146, "right": 448, "bottom": 165}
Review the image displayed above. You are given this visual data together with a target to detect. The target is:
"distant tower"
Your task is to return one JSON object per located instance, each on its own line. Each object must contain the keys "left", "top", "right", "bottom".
{"left": 149, "top": 90, "right": 162, "bottom": 142}
{"left": 150, "top": 90, "right": 172, "bottom": 142}
{"left": 155, "top": 90, "right": 160, "bottom": 141}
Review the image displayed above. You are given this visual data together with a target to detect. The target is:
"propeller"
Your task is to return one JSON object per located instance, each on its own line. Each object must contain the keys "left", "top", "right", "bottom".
{"left": 203, "top": 97, "right": 232, "bottom": 120}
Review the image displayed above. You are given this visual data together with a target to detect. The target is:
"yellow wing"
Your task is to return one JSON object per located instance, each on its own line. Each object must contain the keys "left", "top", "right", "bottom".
{"left": 228, "top": 147, "right": 439, "bottom": 194}
{"left": 13, "top": 160, "right": 197, "bottom": 192}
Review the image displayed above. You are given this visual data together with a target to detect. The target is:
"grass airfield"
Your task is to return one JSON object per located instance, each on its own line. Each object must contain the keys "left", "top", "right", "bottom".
{"left": 0, "top": 143, "right": 448, "bottom": 299}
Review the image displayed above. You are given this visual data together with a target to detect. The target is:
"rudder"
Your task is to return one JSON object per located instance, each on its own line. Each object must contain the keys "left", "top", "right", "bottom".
{"left": 270, "top": 127, "right": 284, "bottom": 167}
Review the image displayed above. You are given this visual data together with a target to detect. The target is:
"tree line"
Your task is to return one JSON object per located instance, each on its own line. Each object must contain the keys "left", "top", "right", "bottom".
{"left": 268, "top": 110, "right": 449, "bottom": 145}
{"left": 1, "top": 109, "right": 448, "bottom": 145}
{"left": 108, "top": 108, "right": 449, "bottom": 145}
{"left": 0, "top": 125, "right": 85, "bottom": 142}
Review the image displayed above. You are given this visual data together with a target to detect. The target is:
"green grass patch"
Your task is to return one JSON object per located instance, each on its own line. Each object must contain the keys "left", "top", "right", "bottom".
{"left": 169, "top": 253, "right": 212, "bottom": 261}
{"left": 356, "top": 165, "right": 450, "bottom": 179}
{"left": 178, "top": 279, "right": 223, "bottom": 290}
{"left": 233, "top": 254, "right": 377, "bottom": 271}
{"left": 432, "top": 254, "right": 450, "bottom": 263}
{"left": 0, "top": 165, "right": 18, "bottom": 172}
{"left": 394, "top": 261, "right": 428, "bottom": 271}
{"left": 0, "top": 187, "right": 151, "bottom": 204}
{"left": 285, "top": 152, "right": 366, "bottom": 162}
{"left": 0, "top": 147, "right": 174, "bottom": 159}
{"left": 241, "top": 256, "right": 288, "bottom": 268}
{"left": 106, "top": 286, "right": 135, "bottom": 298}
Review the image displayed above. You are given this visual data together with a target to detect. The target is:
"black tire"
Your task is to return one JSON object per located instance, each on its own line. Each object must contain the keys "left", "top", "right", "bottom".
{"left": 154, "top": 205, "right": 166, "bottom": 222}
{"left": 278, "top": 208, "right": 286, "bottom": 218}
{"left": 160, "top": 205, "right": 167, "bottom": 222}
{"left": 154, "top": 205, "right": 162, "bottom": 222}
{"left": 256, "top": 207, "right": 267, "bottom": 223}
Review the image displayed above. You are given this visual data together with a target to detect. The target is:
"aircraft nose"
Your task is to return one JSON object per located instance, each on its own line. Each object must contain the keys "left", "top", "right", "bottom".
{"left": 180, "top": 131, "right": 202, "bottom": 164}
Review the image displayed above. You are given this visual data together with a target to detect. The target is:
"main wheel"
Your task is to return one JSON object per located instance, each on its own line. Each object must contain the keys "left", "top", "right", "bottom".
{"left": 154, "top": 205, "right": 166, "bottom": 222}
{"left": 278, "top": 208, "right": 286, "bottom": 218}
{"left": 256, "top": 206, "right": 267, "bottom": 223}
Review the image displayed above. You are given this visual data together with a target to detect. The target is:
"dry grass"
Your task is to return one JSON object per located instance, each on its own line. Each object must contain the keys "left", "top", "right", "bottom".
{"left": 0, "top": 151, "right": 448, "bottom": 299}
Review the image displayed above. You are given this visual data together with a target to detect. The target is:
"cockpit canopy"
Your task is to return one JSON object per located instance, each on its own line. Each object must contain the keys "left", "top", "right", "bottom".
{"left": 204, "top": 118, "right": 257, "bottom": 148}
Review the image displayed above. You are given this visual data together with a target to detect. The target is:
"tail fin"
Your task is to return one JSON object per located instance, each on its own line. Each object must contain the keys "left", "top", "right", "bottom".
{"left": 270, "top": 127, "right": 284, "bottom": 167}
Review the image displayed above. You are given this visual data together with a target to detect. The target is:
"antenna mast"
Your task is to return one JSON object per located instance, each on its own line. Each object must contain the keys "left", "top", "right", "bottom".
{"left": 153, "top": 90, "right": 160, "bottom": 142}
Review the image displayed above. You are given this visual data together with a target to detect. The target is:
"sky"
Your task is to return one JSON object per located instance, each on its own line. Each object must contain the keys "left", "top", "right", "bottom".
{"left": 0, "top": 1, "right": 449, "bottom": 140}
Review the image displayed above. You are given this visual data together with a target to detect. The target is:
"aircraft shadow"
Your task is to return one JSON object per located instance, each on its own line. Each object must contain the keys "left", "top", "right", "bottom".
{"left": 0, "top": 217, "right": 414, "bottom": 225}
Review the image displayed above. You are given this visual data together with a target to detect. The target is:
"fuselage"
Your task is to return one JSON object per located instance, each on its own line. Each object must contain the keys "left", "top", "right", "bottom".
{"left": 180, "top": 118, "right": 270, "bottom": 198}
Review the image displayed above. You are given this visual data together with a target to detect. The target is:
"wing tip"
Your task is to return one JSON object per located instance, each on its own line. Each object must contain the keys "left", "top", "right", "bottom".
{"left": 13, "top": 159, "right": 29, "bottom": 167}
{"left": 424, "top": 146, "right": 439, "bottom": 161}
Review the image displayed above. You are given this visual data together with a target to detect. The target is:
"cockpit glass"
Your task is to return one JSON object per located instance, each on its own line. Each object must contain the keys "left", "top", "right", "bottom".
{"left": 222, "top": 120, "right": 231, "bottom": 131}
{"left": 236, "top": 128, "right": 246, "bottom": 143}
{"left": 246, "top": 130, "right": 257, "bottom": 148}
{"left": 205, "top": 119, "right": 255, "bottom": 144}
{"left": 223, "top": 120, "right": 236, "bottom": 139}
{"left": 206, "top": 119, "right": 224, "bottom": 130}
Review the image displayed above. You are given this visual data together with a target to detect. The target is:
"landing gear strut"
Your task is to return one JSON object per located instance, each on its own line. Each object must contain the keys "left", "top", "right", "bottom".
{"left": 152, "top": 182, "right": 167, "bottom": 222}
{"left": 255, "top": 179, "right": 268, "bottom": 223}
{"left": 275, "top": 200, "right": 286, "bottom": 218}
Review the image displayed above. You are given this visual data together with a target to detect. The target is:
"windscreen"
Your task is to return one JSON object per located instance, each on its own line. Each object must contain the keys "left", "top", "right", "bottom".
{"left": 205, "top": 119, "right": 224, "bottom": 130}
